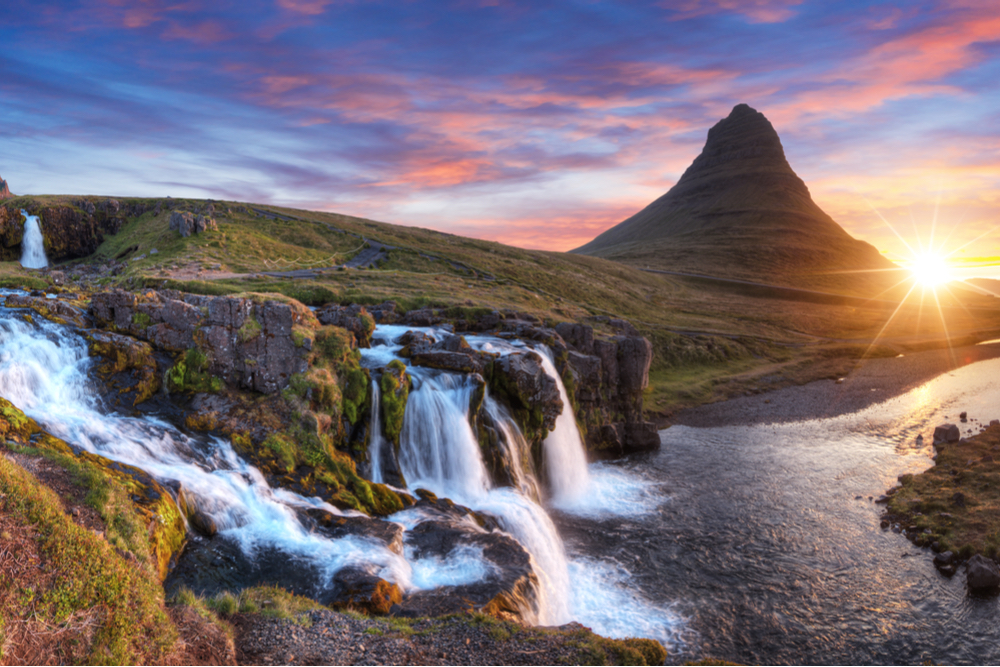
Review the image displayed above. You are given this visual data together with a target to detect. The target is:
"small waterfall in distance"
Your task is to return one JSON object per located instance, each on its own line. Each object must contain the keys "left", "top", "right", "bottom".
{"left": 19, "top": 210, "right": 48, "bottom": 269}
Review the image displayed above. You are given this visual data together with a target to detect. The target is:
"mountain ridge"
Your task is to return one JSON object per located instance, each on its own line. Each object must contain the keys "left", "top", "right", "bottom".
{"left": 573, "top": 104, "right": 898, "bottom": 296}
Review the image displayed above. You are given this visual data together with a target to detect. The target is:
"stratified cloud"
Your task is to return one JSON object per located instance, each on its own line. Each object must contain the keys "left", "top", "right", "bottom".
{"left": 2, "top": 0, "right": 1000, "bottom": 269}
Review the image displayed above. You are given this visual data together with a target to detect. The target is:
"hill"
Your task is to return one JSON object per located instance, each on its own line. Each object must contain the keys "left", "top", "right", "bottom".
{"left": 572, "top": 104, "right": 900, "bottom": 296}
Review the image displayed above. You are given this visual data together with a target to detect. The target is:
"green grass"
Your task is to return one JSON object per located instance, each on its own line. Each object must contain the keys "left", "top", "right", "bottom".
{"left": 886, "top": 423, "right": 1000, "bottom": 557}
{"left": 0, "top": 455, "right": 176, "bottom": 664}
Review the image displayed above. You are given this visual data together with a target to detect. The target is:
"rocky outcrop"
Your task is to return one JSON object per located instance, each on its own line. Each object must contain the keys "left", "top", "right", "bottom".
{"left": 0, "top": 175, "right": 11, "bottom": 200}
{"left": 399, "top": 332, "right": 493, "bottom": 376}
{"left": 88, "top": 330, "right": 162, "bottom": 408}
{"left": 90, "top": 290, "right": 309, "bottom": 395}
{"left": 389, "top": 496, "right": 538, "bottom": 623}
{"left": 3, "top": 293, "right": 90, "bottom": 328}
{"left": 169, "top": 210, "right": 217, "bottom": 237}
{"left": 316, "top": 304, "right": 376, "bottom": 347}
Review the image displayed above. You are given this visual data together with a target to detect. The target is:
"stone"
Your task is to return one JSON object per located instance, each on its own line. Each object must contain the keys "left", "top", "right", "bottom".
{"left": 169, "top": 211, "right": 196, "bottom": 237}
{"left": 961, "top": 411, "right": 968, "bottom": 422}
{"left": 325, "top": 568, "right": 402, "bottom": 616}
{"left": 933, "top": 551, "right": 954, "bottom": 567}
{"left": 967, "top": 554, "right": 1000, "bottom": 591}
{"left": 933, "top": 423, "right": 960, "bottom": 444}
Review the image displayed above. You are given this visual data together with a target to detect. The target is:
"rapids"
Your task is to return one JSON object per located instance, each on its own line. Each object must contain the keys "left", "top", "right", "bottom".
{"left": 0, "top": 304, "right": 682, "bottom": 647}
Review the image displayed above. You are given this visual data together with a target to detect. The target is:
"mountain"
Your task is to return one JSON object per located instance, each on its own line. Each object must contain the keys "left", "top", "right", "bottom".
{"left": 573, "top": 104, "right": 899, "bottom": 295}
{"left": 966, "top": 277, "right": 1000, "bottom": 297}
{"left": 0, "top": 176, "right": 11, "bottom": 200}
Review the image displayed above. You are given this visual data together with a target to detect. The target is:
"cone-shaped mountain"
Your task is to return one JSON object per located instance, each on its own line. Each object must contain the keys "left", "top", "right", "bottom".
{"left": 573, "top": 104, "right": 897, "bottom": 295}
{"left": 0, "top": 176, "right": 11, "bottom": 201}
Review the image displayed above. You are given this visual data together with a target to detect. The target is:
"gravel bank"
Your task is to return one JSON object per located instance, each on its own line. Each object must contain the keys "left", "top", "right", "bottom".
{"left": 675, "top": 342, "right": 1000, "bottom": 427}
{"left": 234, "top": 610, "right": 663, "bottom": 666}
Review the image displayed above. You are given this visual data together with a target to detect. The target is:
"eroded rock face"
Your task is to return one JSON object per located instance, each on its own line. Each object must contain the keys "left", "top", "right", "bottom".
{"left": 0, "top": 176, "right": 11, "bottom": 200}
{"left": 90, "top": 290, "right": 308, "bottom": 394}
{"left": 0, "top": 198, "right": 151, "bottom": 261}
{"left": 169, "top": 211, "right": 217, "bottom": 237}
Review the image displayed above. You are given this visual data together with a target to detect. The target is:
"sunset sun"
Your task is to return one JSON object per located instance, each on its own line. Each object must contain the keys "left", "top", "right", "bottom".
{"left": 909, "top": 251, "right": 953, "bottom": 288}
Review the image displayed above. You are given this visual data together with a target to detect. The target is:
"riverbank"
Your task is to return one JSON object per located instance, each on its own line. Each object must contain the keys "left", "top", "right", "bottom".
{"left": 673, "top": 341, "right": 1000, "bottom": 427}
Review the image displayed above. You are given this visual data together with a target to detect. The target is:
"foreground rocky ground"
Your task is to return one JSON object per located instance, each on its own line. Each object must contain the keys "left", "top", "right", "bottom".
{"left": 232, "top": 610, "right": 666, "bottom": 666}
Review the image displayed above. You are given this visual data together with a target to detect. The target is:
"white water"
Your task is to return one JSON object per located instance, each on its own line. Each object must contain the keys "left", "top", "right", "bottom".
{"left": 19, "top": 210, "right": 48, "bottom": 269}
{"left": 368, "top": 379, "right": 386, "bottom": 483}
{"left": 0, "top": 305, "right": 681, "bottom": 645}
{"left": 0, "top": 310, "right": 423, "bottom": 592}
{"left": 365, "top": 326, "right": 679, "bottom": 635}
{"left": 536, "top": 348, "right": 591, "bottom": 505}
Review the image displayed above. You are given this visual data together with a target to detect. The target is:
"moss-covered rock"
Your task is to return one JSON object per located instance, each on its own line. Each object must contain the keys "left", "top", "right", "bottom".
{"left": 88, "top": 330, "right": 161, "bottom": 406}
{"left": 380, "top": 360, "right": 410, "bottom": 448}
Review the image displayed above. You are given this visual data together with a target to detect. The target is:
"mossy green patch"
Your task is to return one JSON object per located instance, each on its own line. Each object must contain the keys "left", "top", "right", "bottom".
{"left": 167, "top": 347, "right": 224, "bottom": 393}
{"left": 379, "top": 361, "right": 410, "bottom": 447}
{"left": 0, "top": 454, "right": 177, "bottom": 664}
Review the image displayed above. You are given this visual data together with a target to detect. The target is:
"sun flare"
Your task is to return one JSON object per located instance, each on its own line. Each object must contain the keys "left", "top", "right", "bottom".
{"left": 909, "top": 252, "right": 953, "bottom": 288}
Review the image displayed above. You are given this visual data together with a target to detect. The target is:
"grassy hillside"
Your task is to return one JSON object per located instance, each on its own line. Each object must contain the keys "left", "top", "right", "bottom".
{"left": 12, "top": 193, "right": 1000, "bottom": 416}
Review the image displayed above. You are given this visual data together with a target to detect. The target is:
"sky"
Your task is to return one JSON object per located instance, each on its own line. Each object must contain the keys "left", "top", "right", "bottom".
{"left": 3, "top": 1, "right": 1000, "bottom": 277}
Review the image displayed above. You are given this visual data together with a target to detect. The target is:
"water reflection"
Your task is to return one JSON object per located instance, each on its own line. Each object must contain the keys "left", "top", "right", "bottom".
{"left": 556, "top": 357, "right": 1000, "bottom": 665}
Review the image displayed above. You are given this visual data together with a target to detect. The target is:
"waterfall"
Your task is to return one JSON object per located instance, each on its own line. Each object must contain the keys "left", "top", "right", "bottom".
{"left": 368, "top": 378, "right": 385, "bottom": 484}
{"left": 388, "top": 363, "right": 573, "bottom": 625}
{"left": 19, "top": 210, "right": 48, "bottom": 269}
{"left": 537, "top": 348, "right": 591, "bottom": 506}
{"left": 0, "top": 308, "right": 413, "bottom": 593}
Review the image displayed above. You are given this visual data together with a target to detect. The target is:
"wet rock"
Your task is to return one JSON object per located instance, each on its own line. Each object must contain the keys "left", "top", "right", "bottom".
{"left": 88, "top": 329, "right": 161, "bottom": 407}
{"left": 934, "top": 551, "right": 955, "bottom": 567}
{"left": 966, "top": 554, "right": 1000, "bottom": 591}
{"left": 933, "top": 423, "right": 960, "bottom": 444}
{"left": 392, "top": 516, "right": 538, "bottom": 623}
{"left": 492, "top": 351, "right": 562, "bottom": 433}
{"left": 960, "top": 411, "right": 968, "bottom": 423}
{"left": 3, "top": 293, "right": 90, "bottom": 327}
{"left": 315, "top": 304, "right": 375, "bottom": 347}
{"left": 325, "top": 568, "right": 403, "bottom": 615}
{"left": 303, "top": 509, "right": 405, "bottom": 555}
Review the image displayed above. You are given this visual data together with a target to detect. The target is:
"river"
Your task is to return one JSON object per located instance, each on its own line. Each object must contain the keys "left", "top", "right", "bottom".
{"left": 557, "top": 360, "right": 1000, "bottom": 664}
{"left": 4, "top": 294, "right": 1000, "bottom": 663}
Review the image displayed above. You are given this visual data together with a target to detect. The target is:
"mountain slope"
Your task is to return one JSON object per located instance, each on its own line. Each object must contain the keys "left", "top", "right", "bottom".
{"left": 573, "top": 104, "right": 899, "bottom": 296}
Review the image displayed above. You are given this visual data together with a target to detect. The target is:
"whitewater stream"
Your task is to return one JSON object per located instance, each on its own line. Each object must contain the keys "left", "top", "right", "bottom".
{"left": 7, "top": 292, "right": 1000, "bottom": 663}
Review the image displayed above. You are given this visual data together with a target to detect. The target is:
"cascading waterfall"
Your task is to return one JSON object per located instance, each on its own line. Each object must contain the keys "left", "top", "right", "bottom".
{"left": 19, "top": 210, "right": 48, "bottom": 269}
{"left": 536, "top": 348, "right": 591, "bottom": 506}
{"left": 0, "top": 306, "right": 413, "bottom": 594}
{"left": 0, "top": 302, "right": 681, "bottom": 646}
{"left": 391, "top": 366, "right": 572, "bottom": 625}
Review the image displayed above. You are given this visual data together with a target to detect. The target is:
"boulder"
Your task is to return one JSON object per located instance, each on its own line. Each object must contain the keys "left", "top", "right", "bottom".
{"left": 315, "top": 304, "right": 375, "bottom": 347}
{"left": 966, "top": 554, "right": 1000, "bottom": 591}
{"left": 169, "top": 211, "right": 195, "bottom": 237}
{"left": 325, "top": 568, "right": 403, "bottom": 615}
{"left": 933, "top": 423, "right": 960, "bottom": 444}
{"left": 391, "top": 515, "right": 538, "bottom": 623}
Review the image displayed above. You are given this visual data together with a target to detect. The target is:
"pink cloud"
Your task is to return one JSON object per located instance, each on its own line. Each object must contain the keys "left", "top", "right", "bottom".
{"left": 276, "top": 0, "right": 335, "bottom": 16}
{"left": 663, "top": 0, "right": 803, "bottom": 24}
